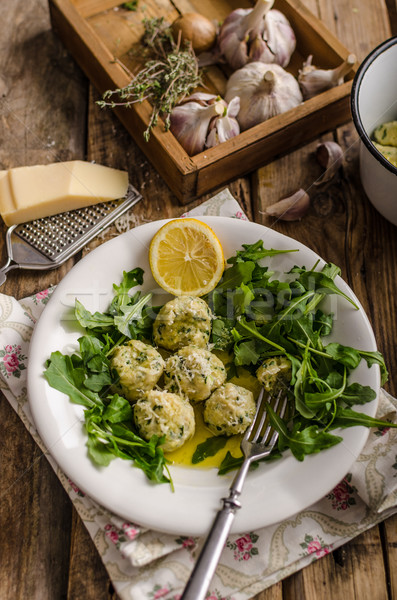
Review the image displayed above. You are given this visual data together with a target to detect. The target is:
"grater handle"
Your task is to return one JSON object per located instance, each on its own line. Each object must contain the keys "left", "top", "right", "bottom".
{"left": 0, "top": 262, "right": 12, "bottom": 287}
{"left": 0, "top": 226, "right": 18, "bottom": 287}
{"left": 0, "top": 258, "right": 19, "bottom": 287}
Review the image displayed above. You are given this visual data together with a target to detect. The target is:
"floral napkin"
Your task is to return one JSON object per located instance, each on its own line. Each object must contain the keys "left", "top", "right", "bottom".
{"left": 1, "top": 188, "right": 397, "bottom": 600}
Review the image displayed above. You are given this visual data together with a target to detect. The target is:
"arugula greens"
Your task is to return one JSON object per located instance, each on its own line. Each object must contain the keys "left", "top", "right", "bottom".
{"left": 43, "top": 241, "right": 392, "bottom": 484}
{"left": 204, "top": 239, "right": 392, "bottom": 471}
{"left": 44, "top": 269, "right": 171, "bottom": 485}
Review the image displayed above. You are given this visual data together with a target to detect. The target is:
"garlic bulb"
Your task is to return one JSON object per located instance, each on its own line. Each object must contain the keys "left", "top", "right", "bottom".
{"left": 206, "top": 97, "right": 240, "bottom": 148}
{"left": 217, "top": 0, "right": 296, "bottom": 71}
{"left": 265, "top": 189, "right": 310, "bottom": 221}
{"left": 225, "top": 62, "right": 303, "bottom": 131}
{"left": 298, "top": 54, "right": 356, "bottom": 100}
{"left": 170, "top": 94, "right": 240, "bottom": 155}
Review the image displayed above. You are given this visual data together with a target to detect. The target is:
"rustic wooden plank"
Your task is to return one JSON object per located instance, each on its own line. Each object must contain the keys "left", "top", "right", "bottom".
{"left": 0, "top": 399, "right": 73, "bottom": 598}
{"left": 317, "top": 0, "right": 391, "bottom": 61}
{"left": 255, "top": 582, "right": 283, "bottom": 600}
{"left": 0, "top": 0, "right": 90, "bottom": 599}
{"left": 382, "top": 515, "right": 397, "bottom": 598}
{"left": 283, "top": 527, "right": 389, "bottom": 600}
{"left": 67, "top": 510, "right": 116, "bottom": 599}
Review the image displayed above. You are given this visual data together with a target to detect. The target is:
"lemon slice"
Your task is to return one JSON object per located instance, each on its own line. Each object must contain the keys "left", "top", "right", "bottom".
{"left": 149, "top": 218, "right": 225, "bottom": 296}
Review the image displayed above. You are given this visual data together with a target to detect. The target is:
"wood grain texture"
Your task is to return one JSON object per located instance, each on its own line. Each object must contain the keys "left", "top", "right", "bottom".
{"left": 0, "top": 0, "right": 396, "bottom": 598}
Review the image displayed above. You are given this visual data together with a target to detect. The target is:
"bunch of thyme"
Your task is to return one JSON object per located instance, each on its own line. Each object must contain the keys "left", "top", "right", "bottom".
{"left": 97, "top": 17, "right": 203, "bottom": 141}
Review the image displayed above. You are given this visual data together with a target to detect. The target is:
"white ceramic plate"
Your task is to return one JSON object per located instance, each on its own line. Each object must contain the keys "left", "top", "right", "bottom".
{"left": 27, "top": 217, "right": 380, "bottom": 536}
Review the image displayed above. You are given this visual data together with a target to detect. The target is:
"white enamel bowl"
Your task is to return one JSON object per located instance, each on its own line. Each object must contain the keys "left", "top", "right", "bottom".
{"left": 351, "top": 37, "right": 397, "bottom": 226}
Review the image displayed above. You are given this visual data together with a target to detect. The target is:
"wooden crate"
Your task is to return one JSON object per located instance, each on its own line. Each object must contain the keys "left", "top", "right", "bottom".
{"left": 48, "top": 0, "right": 356, "bottom": 203}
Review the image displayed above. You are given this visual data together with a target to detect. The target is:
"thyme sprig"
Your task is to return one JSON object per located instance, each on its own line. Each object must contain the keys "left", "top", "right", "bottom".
{"left": 97, "top": 17, "right": 203, "bottom": 141}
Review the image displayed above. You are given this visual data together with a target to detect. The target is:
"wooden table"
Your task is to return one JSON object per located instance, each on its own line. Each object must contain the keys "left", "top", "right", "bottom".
{"left": 0, "top": 0, "right": 396, "bottom": 598}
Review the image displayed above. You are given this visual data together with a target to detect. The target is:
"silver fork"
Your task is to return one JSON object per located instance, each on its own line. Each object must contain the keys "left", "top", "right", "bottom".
{"left": 181, "top": 388, "right": 288, "bottom": 600}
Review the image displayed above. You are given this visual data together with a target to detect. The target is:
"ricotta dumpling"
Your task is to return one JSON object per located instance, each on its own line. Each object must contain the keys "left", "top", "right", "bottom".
{"left": 256, "top": 356, "right": 292, "bottom": 392}
{"left": 110, "top": 339, "right": 165, "bottom": 402}
{"left": 164, "top": 346, "right": 226, "bottom": 402}
{"left": 204, "top": 382, "right": 256, "bottom": 436}
{"left": 153, "top": 296, "right": 212, "bottom": 351}
{"left": 134, "top": 389, "right": 195, "bottom": 452}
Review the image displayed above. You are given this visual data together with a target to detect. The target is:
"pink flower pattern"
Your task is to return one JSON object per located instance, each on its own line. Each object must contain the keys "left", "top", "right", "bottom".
{"left": 175, "top": 536, "right": 197, "bottom": 551}
{"left": 68, "top": 479, "right": 85, "bottom": 497}
{"left": 32, "top": 288, "right": 52, "bottom": 306}
{"left": 227, "top": 532, "right": 259, "bottom": 561}
{"left": 300, "top": 534, "right": 330, "bottom": 558}
{"left": 104, "top": 521, "right": 139, "bottom": 549}
{"left": 0, "top": 344, "right": 27, "bottom": 379}
{"left": 326, "top": 474, "right": 357, "bottom": 511}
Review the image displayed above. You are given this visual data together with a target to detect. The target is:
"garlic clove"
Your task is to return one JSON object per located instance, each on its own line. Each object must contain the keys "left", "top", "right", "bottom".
{"left": 265, "top": 189, "right": 310, "bottom": 221}
{"left": 298, "top": 54, "right": 356, "bottom": 100}
{"left": 170, "top": 100, "right": 224, "bottom": 156}
{"left": 179, "top": 92, "right": 218, "bottom": 106}
{"left": 206, "top": 96, "right": 240, "bottom": 147}
{"left": 314, "top": 141, "right": 344, "bottom": 184}
{"left": 262, "top": 9, "right": 296, "bottom": 68}
{"left": 218, "top": 0, "right": 275, "bottom": 70}
{"left": 249, "top": 35, "right": 275, "bottom": 64}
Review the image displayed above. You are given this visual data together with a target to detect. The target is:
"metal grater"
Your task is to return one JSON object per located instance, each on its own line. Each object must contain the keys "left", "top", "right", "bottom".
{"left": 0, "top": 184, "right": 142, "bottom": 286}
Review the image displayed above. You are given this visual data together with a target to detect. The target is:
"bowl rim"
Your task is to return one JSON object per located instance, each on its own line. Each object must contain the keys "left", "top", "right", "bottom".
{"left": 351, "top": 36, "right": 397, "bottom": 176}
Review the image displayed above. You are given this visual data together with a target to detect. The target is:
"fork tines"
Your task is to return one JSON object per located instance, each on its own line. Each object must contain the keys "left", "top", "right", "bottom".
{"left": 244, "top": 388, "right": 288, "bottom": 447}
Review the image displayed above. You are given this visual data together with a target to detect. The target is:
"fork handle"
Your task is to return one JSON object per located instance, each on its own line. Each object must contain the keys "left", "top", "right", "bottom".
{"left": 181, "top": 495, "right": 240, "bottom": 600}
{"left": 181, "top": 456, "right": 252, "bottom": 600}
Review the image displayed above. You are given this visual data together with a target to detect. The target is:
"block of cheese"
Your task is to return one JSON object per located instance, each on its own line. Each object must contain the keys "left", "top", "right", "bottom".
{"left": 0, "top": 161, "right": 129, "bottom": 226}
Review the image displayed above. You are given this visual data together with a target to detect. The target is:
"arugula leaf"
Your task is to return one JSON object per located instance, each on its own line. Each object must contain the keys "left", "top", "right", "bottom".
{"left": 83, "top": 371, "right": 112, "bottom": 392}
{"left": 192, "top": 436, "right": 228, "bottom": 464}
{"left": 267, "top": 404, "right": 342, "bottom": 461}
{"left": 324, "top": 343, "right": 362, "bottom": 370}
{"left": 215, "top": 261, "right": 255, "bottom": 291}
{"left": 234, "top": 340, "right": 261, "bottom": 366}
{"left": 299, "top": 270, "right": 359, "bottom": 310}
{"left": 340, "top": 383, "right": 377, "bottom": 405}
{"left": 86, "top": 433, "right": 115, "bottom": 466}
{"left": 103, "top": 394, "right": 133, "bottom": 422}
{"left": 44, "top": 351, "right": 102, "bottom": 408}
{"left": 304, "top": 369, "right": 346, "bottom": 410}
{"left": 227, "top": 240, "right": 298, "bottom": 263}
{"left": 358, "top": 350, "right": 389, "bottom": 385}
{"left": 218, "top": 451, "right": 244, "bottom": 475}
{"left": 113, "top": 292, "right": 152, "bottom": 336}
{"left": 331, "top": 407, "right": 397, "bottom": 430}
{"left": 312, "top": 309, "right": 334, "bottom": 337}
{"left": 110, "top": 267, "right": 144, "bottom": 312}
{"left": 75, "top": 300, "right": 114, "bottom": 330}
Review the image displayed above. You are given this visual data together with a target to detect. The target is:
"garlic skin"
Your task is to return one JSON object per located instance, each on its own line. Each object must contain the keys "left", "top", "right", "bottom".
{"left": 170, "top": 100, "right": 224, "bottom": 155}
{"left": 217, "top": 0, "right": 296, "bottom": 71}
{"left": 170, "top": 95, "right": 240, "bottom": 155}
{"left": 206, "top": 97, "right": 240, "bottom": 148}
{"left": 265, "top": 189, "right": 310, "bottom": 221}
{"left": 178, "top": 92, "right": 221, "bottom": 107}
{"left": 254, "top": 10, "right": 296, "bottom": 67}
{"left": 314, "top": 141, "right": 344, "bottom": 184}
{"left": 225, "top": 62, "right": 303, "bottom": 131}
{"left": 298, "top": 54, "right": 356, "bottom": 100}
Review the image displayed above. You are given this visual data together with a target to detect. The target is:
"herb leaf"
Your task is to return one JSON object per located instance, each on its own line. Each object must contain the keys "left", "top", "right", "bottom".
{"left": 192, "top": 436, "right": 228, "bottom": 464}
